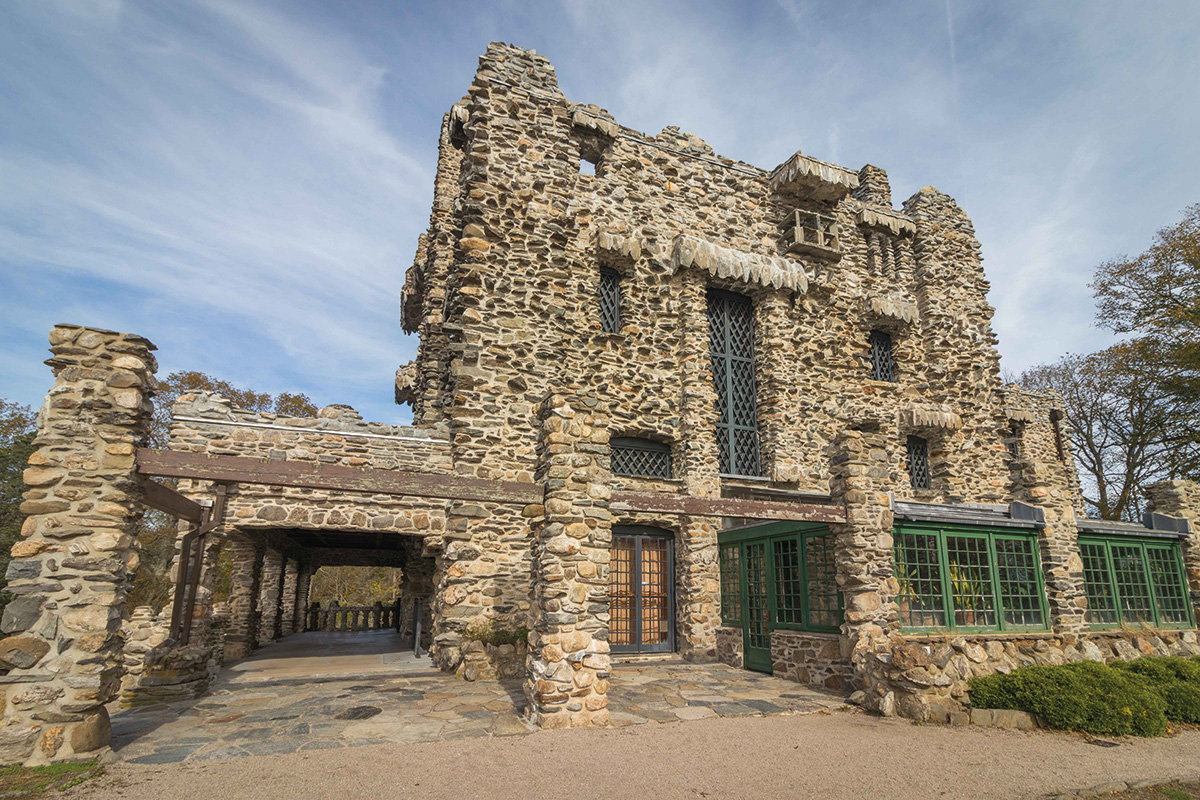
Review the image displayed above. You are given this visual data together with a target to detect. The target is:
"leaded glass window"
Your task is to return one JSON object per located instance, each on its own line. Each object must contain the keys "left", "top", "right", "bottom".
{"left": 719, "top": 545, "right": 742, "bottom": 623}
{"left": 773, "top": 538, "right": 803, "bottom": 624}
{"left": 707, "top": 289, "right": 763, "bottom": 476}
{"left": 894, "top": 524, "right": 1049, "bottom": 632}
{"left": 611, "top": 437, "right": 671, "bottom": 479}
{"left": 906, "top": 435, "right": 931, "bottom": 490}
{"left": 805, "top": 533, "right": 841, "bottom": 629}
{"left": 1079, "top": 537, "right": 1193, "bottom": 629}
{"left": 599, "top": 267, "right": 621, "bottom": 333}
{"left": 869, "top": 330, "right": 896, "bottom": 382}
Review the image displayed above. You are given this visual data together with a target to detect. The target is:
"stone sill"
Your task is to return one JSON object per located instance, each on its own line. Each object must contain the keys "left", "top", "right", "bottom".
{"left": 773, "top": 629, "right": 840, "bottom": 640}
{"left": 901, "top": 629, "right": 1198, "bottom": 645}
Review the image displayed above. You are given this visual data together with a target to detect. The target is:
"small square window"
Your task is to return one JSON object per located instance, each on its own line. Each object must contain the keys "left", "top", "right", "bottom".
{"left": 599, "top": 267, "right": 621, "bottom": 333}
{"left": 611, "top": 437, "right": 672, "bottom": 479}
{"left": 869, "top": 330, "right": 896, "bottom": 382}
{"left": 906, "top": 435, "right": 931, "bottom": 490}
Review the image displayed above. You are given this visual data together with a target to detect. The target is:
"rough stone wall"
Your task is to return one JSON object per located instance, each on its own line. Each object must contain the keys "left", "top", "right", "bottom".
{"left": 715, "top": 625, "right": 743, "bottom": 669}
{"left": 395, "top": 43, "right": 1095, "bottom": 671}
{"left": 401, "top": 41, "right": 1082, "bottom": 535}
{"left": 891, "top": 630, "right": 1200, "bottom": 723}
{"left": 771, "top": 631, "right": 852, "bottom": 690}
{"left": 0, "top": 325, "right": 155, "bottom": 764}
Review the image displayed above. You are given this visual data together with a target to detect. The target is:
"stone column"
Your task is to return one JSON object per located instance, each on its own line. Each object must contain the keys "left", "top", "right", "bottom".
{"left": 257, "top": 549, "right": 285, "bottom": 643}
{"left": 280, "top": 559, "right": 299, "bottom": 636}
{"left": 293, "top": 566, "right": 312, "bottom": 633}
{"left": 1145, "top": 480, "right": 1200, "bottom": 624}
{"left": 0, "top": 325, "right": 156, "bottom": 765}
{"left": 1012, "top": 455, "right": 1086, "bottom": 635}
{"left": 224, "top": 534, "right": 264, "bottom": 660}
{"left": 676, "top": 276, "right": 722, "bottom": 662}
{"left": 828, "top": 427, "right": 899, "bottom": 715}
{"left": 524, "top": 390, "right": 612, "bottom": 729}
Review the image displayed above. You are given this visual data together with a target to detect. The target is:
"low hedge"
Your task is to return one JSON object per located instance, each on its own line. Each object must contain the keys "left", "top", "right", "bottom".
{"left": 1112, "top": 656, "right": 1200, "bottom": 724}
{"left": 968, "top": 660, "right": 1168, "bottom": 737}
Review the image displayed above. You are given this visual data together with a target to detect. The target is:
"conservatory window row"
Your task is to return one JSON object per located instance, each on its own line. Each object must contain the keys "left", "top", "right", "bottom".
{"left": 719, "top": 527, "right": 842, "bottom": 633}
{"left": 895, "top": 525, "right": 1193, "bottom": 633}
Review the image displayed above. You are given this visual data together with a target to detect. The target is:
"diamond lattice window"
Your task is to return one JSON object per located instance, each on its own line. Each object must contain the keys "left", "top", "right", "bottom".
{"left": 868, "top": 330, "right": 896, "bottom": 382}
{"left": 906, "top": 435, "right": 931, "bottom": 490}
{"left": 707, "top": 289, "right": 763, "bottom": 476}
{"left": 611, "top": 437, "right": 672, "bottom": 479}
{"left": 599, "top": 267, "right": 621, "bottom": 333}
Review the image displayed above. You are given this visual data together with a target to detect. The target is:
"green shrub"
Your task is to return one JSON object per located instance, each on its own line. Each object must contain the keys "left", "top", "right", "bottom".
{"left": 969, "top": 661, "right": 1168, "bottom": 737}
{"left": 1112, "top": 656, "right": 1200, "bottom": 723}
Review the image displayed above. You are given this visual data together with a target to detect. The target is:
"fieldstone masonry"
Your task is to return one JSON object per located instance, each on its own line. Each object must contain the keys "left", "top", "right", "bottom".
{"left": 5, "top": 44, "right": 1200, "bottom": 763}
{"left": 0, "top": 325, "right": 154, "bottom": 765}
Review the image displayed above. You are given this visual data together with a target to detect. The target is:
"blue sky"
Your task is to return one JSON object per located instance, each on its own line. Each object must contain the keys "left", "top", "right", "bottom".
{"left": 3, "top": 1, "right": 1198, "bottom": 424}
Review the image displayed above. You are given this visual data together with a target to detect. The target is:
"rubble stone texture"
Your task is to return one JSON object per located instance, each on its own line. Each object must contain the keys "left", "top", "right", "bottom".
{"left": 3, "top": 43, "right": 1200, "bottom": 763}
{"left": 0, "top": 325, "right": 155, "bottom": 764}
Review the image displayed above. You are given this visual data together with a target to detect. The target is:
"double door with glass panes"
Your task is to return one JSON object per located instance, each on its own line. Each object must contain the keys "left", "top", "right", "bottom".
{"left": 609, "top": 528, "right": 675, "bottom": 654}
{"left": 718, "top": 523, "right": 843, "bottom": 674}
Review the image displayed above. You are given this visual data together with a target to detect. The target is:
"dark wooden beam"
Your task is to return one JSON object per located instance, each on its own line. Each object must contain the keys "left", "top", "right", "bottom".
{"left": 135, "top": 449, "right": 543, "bottom": 505}
{"left": 610, "top": 491, "right": 846, "bottom": 523}
{"left": 143, "top": 479, "right": 204, "bottom": 523}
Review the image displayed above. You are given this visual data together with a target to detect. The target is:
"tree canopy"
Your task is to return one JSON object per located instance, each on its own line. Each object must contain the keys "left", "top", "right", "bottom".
{"left": 1092, "top": 203, "right": 1200, "bottom": 403}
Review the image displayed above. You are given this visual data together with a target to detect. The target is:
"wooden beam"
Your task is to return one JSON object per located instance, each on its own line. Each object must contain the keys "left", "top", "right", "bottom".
{"left": 610, "top": 491, "right": 846, "bottom": 523}
{"left": 143, "top": 479, "right": 204, "bottom": 523}
{"left": 135, "top": 449, "right": 543, "bottom": 505}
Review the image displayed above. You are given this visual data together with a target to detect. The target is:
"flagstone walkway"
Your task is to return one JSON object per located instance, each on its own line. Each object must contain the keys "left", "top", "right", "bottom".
{"left": 111, "top": 649, "right": 845, "bottom": 764}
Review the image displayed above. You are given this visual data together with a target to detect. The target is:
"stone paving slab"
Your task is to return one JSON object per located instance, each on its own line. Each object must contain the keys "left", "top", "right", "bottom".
{"left": 111, "top": 659, "right": 846, "bottom": 763}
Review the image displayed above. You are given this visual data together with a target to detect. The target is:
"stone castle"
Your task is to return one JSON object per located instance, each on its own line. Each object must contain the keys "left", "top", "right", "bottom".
{"left": 0, "top": 43, "right": 1196, "bottom": 764}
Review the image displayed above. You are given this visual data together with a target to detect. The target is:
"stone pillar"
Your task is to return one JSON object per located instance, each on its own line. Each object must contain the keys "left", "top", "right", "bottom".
{"left": 854, "top": 164, "right": 892, "bottom": 207}
{"left": 224, "top": 534, "right": 264, "bottom": 660}
{"left": 293, "top": 566, "right": 312, "bottom": 633}
{"left": 828, "top": 427, "right": 899, "bottom": 715}
{"left": 1145, "top": 480, "right": 1200, "bottom": 625}
{"left": 676, "top": 276, "right": 722, "bottom": 662}
{"left": 524, "top": 390, "right": 612, "bottom": 729}
{"left": 257, "top": 549, "right": 285, "bottom": 643}
{"left": 0, "top": 325, "right": 156, "bottom": 765}
{"left": 1012, "top": 455, "right": 1086, "bottom": 635}
{"left": 280, "top": 559, "right": 299, "bottom": 636}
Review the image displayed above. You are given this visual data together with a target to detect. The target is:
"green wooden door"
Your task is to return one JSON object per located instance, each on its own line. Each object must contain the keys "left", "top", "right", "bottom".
{"left": 743, "top": 541, "right": 772, "bottom": 672}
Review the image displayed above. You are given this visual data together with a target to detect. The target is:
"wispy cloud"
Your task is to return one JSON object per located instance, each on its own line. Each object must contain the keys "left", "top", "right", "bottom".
{"left": 3, "top": 0, "right": 1199, "bottom": 422}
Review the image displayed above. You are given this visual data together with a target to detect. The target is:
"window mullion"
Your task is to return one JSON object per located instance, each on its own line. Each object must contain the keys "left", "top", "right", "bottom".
{"left": 1140, "top": 542, "right": 1164, "bottom": 629}
{"left": 937, "top": 529, "right": 954, "bottom": 631}
{"left": 1104, "top": 541, "right": 1124, "bottom": 627}
{"left": 988, "top": 533, "right": 1005, "bottom": 632}
{"left": 798, "top": 535, "right": 810, "bottom": 629}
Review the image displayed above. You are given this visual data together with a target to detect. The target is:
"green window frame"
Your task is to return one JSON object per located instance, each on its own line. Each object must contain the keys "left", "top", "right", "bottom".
{"left": 719, "top": 523, "right": 842, "bottom": 634}
{"left": 1079, "top": 536, "right": 1194, "bottom": 630}
{"left": 894, "top": 522, "right": 1050, "bottom": 633}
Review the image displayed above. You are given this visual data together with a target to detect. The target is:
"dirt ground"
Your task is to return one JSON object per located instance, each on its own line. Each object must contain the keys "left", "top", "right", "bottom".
{"left": 68, "top": 709, "right": 1200, "bottom": 800}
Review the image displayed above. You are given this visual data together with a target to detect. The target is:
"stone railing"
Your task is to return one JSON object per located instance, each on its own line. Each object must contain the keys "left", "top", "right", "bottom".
{"left": 304, "top": 602, "right": 401, "bottom": 632}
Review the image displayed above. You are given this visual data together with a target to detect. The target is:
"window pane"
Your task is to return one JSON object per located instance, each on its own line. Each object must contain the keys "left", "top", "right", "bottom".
{"left": 995, "top": 538, "right": 1044, "bottom": 627}
{"left": 599, "top": 268, "right": 621, "bottom": 333}
{"left": 610, "top": 536, "right": 635, "bottom": 645}
{"left": 1111, "top": 545, "right": 1155, "bottom": 624}
{"left": 719, "top": 546, "right": 741, "bottom": 621}
{"left": 611, "top": 438, "right": 671, "bottom": 479}
{"left": 1147, "top": 546, "right": 1191, "bottom": 626}
{"left": 895, "top": 530, "right": 946, "bottom": 628}
{"left": 707, "top": 290, "right": 763, "bottom": 476}
{"left": 869, "top": 330, "right": 896, "bottom": 382}
{"left": 805, "top": 533, "right": 841, "bottom": 629}
{"left": 906, "top": 436, "right": 931, "bottom": 490}
{"left": 945, "top": 535, "right": 996, "bottom": 629}
{"left": 1081, "top": 541, "right": 1120, "bottom": 627}
{"left": 773, "top": 538, "right": 803, "bottom": 624}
